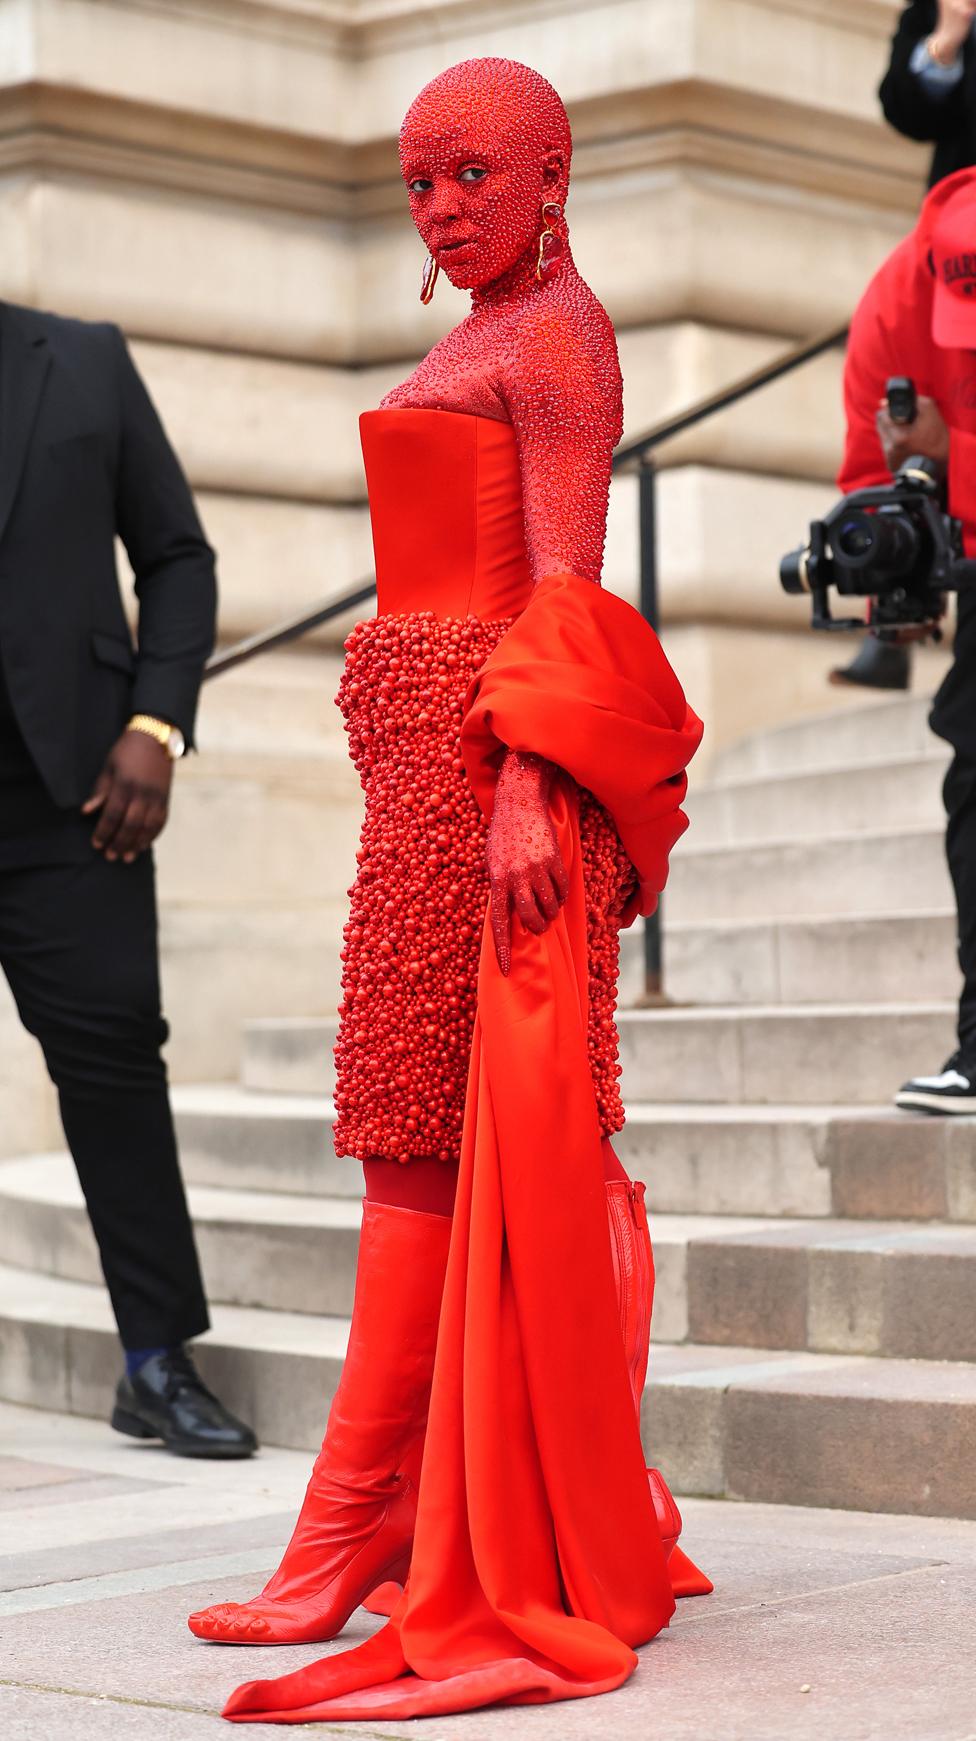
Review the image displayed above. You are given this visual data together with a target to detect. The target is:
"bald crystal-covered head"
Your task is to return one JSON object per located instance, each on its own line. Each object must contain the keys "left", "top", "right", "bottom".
{"left": 399, "top": 58, "right": 572, "bottom": 291}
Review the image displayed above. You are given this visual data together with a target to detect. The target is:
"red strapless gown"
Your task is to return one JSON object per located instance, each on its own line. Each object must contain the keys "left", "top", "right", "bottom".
{"left": 223, "top": 409, "right": 705, "bottom": 1725}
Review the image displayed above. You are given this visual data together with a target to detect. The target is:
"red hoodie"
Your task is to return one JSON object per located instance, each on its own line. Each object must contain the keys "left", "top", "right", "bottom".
{"left": 840, "top": 169, "right": 976, "bottom": 556}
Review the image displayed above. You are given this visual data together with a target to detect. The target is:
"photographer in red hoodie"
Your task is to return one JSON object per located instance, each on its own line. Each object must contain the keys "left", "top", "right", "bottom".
{"left": 841, "top": 168, "right": 976, "bottom": 1110}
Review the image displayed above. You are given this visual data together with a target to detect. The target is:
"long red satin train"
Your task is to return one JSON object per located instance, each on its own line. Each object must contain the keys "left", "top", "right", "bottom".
{"left": 222, "top": 574, "right": 703, "bottom": 1724}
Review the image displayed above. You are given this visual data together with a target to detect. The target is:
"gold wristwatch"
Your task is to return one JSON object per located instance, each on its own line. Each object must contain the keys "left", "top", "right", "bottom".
{"left": 127, "top": 714, "right": 186, "bottom": 761}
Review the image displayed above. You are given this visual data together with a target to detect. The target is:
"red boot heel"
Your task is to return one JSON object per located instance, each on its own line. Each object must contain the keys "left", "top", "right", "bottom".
{"left": 647, "top": 1466, "right": 682, "bottom": 1559}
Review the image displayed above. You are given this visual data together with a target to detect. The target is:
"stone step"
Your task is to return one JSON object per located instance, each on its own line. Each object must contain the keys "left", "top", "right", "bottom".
{"left": 0, "top": 1155, "right": 362, "bottom": 1320}
{"left": 681, "top": 1218, "right": 976, "bottom": 1362}
{"left": 174, "top": 1088, "right": 976, "bottom": 1224}
{"left": 158, "top": 902, "right": 345, "bottom": 1084}
{"left": 241, "top": 1003, "right": 959, "bottom": 1105}
{"left": 173, "top": 1085, "right": 824, "bottom": 1215}
{"left": 0, "top": 1260, "right": 348, "bottom": 1455}
{"left": 665, "top": 909, "right": 958, "bottom": 1006}
{"left": 712, "top": 695, "right": 938, "bottom": 785}
{"left": 667, "top": 823, "right": 951, "bottom": 921}
{"left": 7, "top": 1154, "right": 975, "bottom": 1360}
{"left": 0, "top": 1153, "right": 748, "bottom": 1333}
{"left": 195, "top": 647, "right": 348, "bottom": 759}
{"left": 2, "top": 1260, "right": 973, "bottom": 1517}
{"left": 644, "top": 1340, "right": 976, "bottom": 1519}
{"left": 687, "top": 752, "right": 947, "bottom": 847}
{"left": 155, "top": 748, "right": 363, "bottom": 904}
{"left": 242, "top": 1016, "right": 338, "bottom": 1095}
{"left": 615, "top": 1003, "right": 957, "bottom": 1105}
{"left": 173, "top": 1085, "right": 358, "bottom": 1198}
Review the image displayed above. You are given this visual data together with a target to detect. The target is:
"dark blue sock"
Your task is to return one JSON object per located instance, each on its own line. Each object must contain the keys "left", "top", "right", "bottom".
{"left": 124, "top": 1345, "right": 172, "bottom": 1379}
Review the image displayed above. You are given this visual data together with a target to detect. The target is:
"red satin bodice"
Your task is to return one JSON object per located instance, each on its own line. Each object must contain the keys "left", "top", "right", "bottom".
{"left": 360, "top": 408, "right": 533, "bottom": 620}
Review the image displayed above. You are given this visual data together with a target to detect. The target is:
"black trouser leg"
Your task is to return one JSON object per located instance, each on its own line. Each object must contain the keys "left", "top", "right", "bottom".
{"left": 943, "top": 754, "right": 976, "bottom": 1057}
{"left": 0, "top": 849, "right": 209, "bottom": 1349}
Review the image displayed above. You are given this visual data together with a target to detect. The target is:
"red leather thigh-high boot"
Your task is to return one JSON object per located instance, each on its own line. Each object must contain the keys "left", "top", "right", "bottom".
{"left": 188, "top": 1200, "right": 451, "bottom": 1644}
{"left": 607, "top": 1179, "right": 712, "bottom": 1598}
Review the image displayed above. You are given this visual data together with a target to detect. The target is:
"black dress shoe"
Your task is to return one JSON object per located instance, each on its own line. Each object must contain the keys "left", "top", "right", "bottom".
{"left": 111, "top": 1348, "right": 258, "bottom": 1459}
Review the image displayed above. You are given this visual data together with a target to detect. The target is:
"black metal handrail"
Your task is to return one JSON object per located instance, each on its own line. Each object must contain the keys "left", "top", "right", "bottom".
{"left": 612, "top": 323, "right": 849, "bottom": 472}
{"left": 201, "top": 319, "right": 851, "bottom": 997}
{"left": 204, "top": 581, "right": 376, "bottom": 681}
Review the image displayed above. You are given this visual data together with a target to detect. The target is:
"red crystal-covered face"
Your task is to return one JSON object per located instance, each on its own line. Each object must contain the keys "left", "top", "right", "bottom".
{"left": 399, "top": 59, "right": 571, "bottom": 292}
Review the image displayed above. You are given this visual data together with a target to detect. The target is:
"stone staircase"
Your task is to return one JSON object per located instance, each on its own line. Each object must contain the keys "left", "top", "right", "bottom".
{"left": 2, "top": 691, "right": 975, "bottom": 1522}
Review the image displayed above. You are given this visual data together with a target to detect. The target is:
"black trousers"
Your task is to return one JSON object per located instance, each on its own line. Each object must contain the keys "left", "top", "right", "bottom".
{"left": 0, "top": 832, "right": 209, "bottom": 1349}
{"left": 932, "top": 591, "right": 976, "bottom": 1056}
{"left": 942, "top": 756, "right": 976, "bottom": 1056}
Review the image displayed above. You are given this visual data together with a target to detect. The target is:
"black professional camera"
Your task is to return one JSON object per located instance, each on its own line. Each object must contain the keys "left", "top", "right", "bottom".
{"left": 780, "top": 380, "right": 976, "bottom": 640}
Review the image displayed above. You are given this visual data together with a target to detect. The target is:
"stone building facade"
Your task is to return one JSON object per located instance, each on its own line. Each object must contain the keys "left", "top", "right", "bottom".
{"left": 0, "top": 0, "right": 938, "bottom": 1142}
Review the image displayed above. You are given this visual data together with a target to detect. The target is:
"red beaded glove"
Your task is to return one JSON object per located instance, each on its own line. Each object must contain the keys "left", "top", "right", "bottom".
{"left": 486, "top": 750, "right": 570, "bottom": 976}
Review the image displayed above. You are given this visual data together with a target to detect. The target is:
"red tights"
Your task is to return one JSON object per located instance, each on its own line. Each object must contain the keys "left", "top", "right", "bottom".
{"left": 363, "top": 1138, "right": 628, "bottom": 1217}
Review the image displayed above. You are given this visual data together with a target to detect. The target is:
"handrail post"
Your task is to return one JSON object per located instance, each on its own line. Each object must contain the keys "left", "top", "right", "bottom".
{"left": 639, "top": 458, "right": 663, "bottom": 1002}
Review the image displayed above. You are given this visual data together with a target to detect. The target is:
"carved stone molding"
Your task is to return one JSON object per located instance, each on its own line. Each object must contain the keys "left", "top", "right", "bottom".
{"left": 0, "top": 73, "right": 925, "bottom": 222}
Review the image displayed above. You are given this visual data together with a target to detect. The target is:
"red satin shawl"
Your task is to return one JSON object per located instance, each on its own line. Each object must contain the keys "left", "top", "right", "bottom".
{"left": 223, "top": 575, "right": 703, "bottom": 1724}
{"left": 462, "top": 571, "right": 704, "bottom": 915}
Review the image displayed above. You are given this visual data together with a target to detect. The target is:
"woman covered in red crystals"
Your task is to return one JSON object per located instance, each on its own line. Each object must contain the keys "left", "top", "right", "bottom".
{"left": 189, "top": 55, "right": 709, "bottom": 1723}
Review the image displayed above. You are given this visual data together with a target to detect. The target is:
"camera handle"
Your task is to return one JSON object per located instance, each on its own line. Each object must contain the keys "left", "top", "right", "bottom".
{"left": 886, "top": 375, "right": 917, "bottom": 428}
{"left": 803, "top": 521, "right": 865, "bottom": 630}
{"left": 811, "top": 590, "right": 867, "bottom": 632}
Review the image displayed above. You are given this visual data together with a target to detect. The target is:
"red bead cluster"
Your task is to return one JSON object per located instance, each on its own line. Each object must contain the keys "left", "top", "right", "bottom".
{"left": 333, "top": 611, "right": 633, "bottom": 1163}
{"left": 334, "top": 612, "right": 510, "bottom": 1163}
{"left": 578, "top": 791, "right": 633, "bottom": 1140}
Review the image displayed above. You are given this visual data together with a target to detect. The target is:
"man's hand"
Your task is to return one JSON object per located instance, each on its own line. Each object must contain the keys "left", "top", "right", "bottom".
{"left": 486, "top": 751, "right": 569, "bottom": 976}
{"left": 875, "top": 394, "right": 950, "bottom": 474}
{"left": 932, "top": 0, "right": 976, "bottom": 63}
{"left": 82, "top": 729, "right": 174, "bottom": 862}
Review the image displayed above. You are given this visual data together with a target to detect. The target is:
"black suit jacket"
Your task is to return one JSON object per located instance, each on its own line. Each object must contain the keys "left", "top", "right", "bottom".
{"left": 0, "top": 301, "right": 217, "bottom": 807}
{"left": 880, "top": 2, "right": 976, "bottom": 187}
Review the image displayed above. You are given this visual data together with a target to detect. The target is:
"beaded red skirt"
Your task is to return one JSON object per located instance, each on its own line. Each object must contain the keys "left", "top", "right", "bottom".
{"left": 333, "top": 612, "right": 634, "bottom": 1164}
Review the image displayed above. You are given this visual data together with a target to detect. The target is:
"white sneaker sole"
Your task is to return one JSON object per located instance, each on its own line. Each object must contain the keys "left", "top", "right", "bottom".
{"left": 895, "top": 1089, "right": 976, "bottom": 1116}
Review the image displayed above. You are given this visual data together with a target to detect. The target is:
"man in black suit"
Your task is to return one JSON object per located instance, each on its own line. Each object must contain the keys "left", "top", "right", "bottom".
{"left": 0, "top": 299, "right": 255, "bottom": 1457}
{"left": 880, "top": 2, "right": 976, "bottom": 187}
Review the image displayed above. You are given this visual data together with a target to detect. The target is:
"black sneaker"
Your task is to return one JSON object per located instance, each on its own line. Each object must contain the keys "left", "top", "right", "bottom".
{"left": 111, "top": 1348, "right": 258, "bottom": 1459}
{"left": 895, "top": 1051, "right": 976, "bottom": 1115}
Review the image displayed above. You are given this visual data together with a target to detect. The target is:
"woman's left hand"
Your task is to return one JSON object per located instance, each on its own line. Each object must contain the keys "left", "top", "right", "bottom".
{"left": 486, "top": 751, "right": 569, "bottom": 975}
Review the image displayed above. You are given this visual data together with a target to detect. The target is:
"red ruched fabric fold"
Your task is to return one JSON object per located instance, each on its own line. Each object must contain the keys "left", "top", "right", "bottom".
{"left": 223, "top": 577, "right": 703, "bottom": 1725}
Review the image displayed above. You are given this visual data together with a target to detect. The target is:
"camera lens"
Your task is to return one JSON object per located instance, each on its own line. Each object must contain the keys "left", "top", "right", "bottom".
{"left": 837, "top": 516, "right": 876, "bottom": 560}
{"left": 831, "top": 508, "right": 920, "bottom": 579}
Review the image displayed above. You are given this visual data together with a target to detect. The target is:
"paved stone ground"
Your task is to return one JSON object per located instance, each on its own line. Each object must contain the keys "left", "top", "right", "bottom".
{"left": 2, "top": 1401, "right": 974, "bottom": 1741}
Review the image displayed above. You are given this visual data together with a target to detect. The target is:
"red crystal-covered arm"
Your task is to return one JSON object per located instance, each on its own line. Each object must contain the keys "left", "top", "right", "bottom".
{"left": 503, "top": 302, "right": 622, "bottom": 588}
{"left": 485, "top": 307, "right": 623, "bottom": 970}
